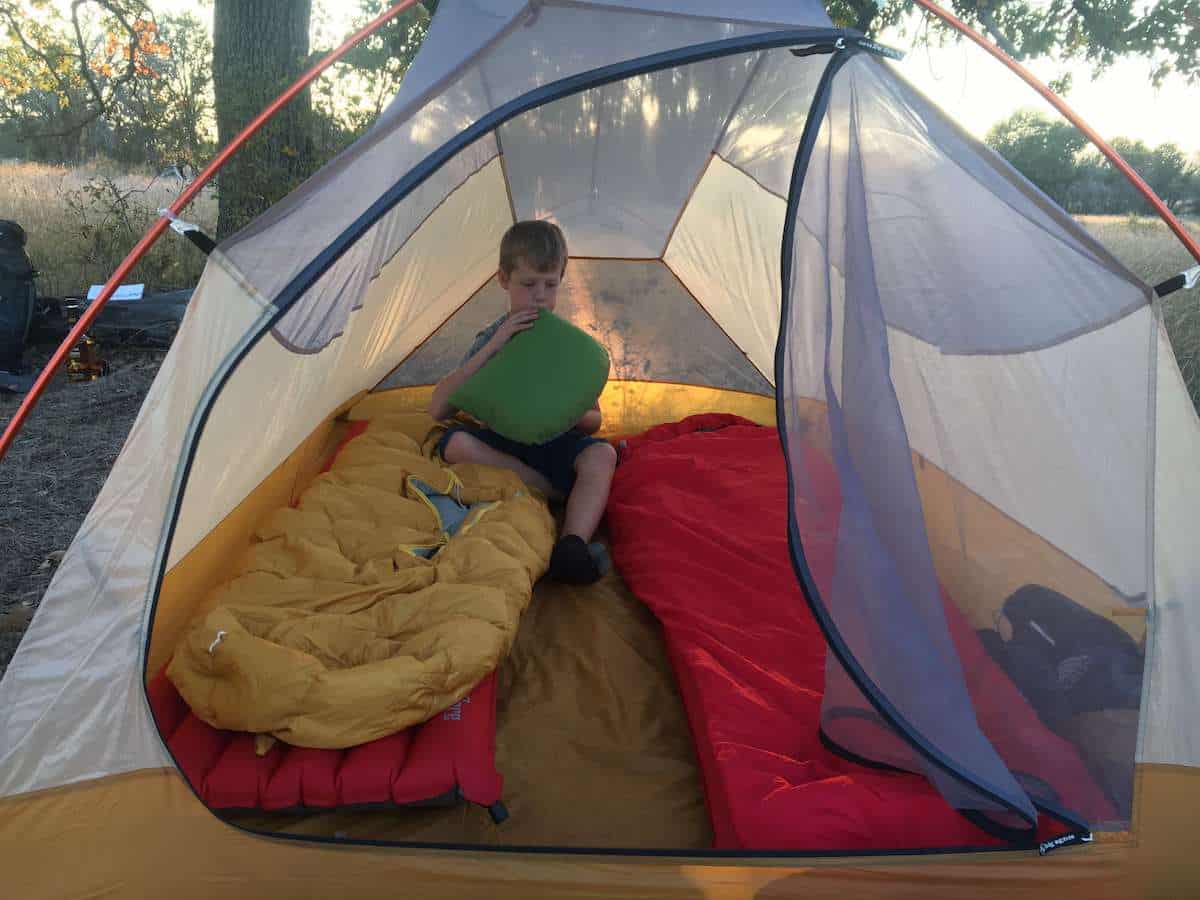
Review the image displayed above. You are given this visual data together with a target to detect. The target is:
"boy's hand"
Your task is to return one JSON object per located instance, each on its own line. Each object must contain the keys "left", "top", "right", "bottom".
{"left": 483, "top": 309, "right": 539, "bottom": 358}
{"left": 575, "top": 405, "right": 602, "bottom": 435}
{"left": 428, "top": 309, "right": 538, "bottom": 421}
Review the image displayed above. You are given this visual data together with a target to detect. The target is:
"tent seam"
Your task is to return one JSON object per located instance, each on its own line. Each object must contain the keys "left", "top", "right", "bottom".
{"left": 659, "top": 153, "right": 717, "bottom": 259}
{"left": 658, "top": 50, "right": 771, "bottom": 259}
{"left": 209, "top": 251, "right": 276, "bottom": 313}
{"left": 710, "top": 154, "right": 849, "bottom": 283}
{"left": 1135, "top": 301, "right": 1162, "bottom": 768}
{"left": 371, "top": 270, "right": 503, "bottom": 391}
{"left": 661, "top": 258, "right": 775, "bottom": 388}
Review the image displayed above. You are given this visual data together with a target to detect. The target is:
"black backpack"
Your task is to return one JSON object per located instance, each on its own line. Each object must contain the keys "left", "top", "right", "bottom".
{"left": 0, "top": 220, "right": 37, "bottom": 373}
{"left": 977, "top": 584, "right": 1143, "bottom": 729}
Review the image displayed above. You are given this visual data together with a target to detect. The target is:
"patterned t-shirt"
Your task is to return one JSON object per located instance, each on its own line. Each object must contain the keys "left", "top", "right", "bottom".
{"left": 461, "top": 314, "right": 507, "bottom": 366}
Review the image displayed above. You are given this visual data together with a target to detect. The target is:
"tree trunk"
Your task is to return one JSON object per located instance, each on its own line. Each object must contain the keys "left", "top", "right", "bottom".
{"left": 212, "top": 0, "right": 314, "bottom": 239}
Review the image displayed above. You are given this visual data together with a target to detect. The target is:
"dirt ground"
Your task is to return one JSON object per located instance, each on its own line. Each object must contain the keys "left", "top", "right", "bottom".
{"left": 0, "top": 342, "right": 166, "bottom": 678}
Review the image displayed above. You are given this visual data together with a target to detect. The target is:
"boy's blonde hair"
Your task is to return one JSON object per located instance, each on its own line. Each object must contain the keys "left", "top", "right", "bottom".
{"left": 499, "top": 220, "right": 568, "bottom": 275}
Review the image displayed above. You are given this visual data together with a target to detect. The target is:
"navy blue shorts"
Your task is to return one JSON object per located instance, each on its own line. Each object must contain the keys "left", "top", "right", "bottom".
{"left": 436, "top": 425, "right": 607, "bottom": 495}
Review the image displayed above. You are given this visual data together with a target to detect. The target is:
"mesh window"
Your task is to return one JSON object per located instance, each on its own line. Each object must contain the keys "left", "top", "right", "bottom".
{"left": 376, "top": 258, "right": 771, "bottom": 395}
{"left": 780, "top": 54, "right": 1151, "bottom": 837}
{"left": 499, "top": 53, "right": 761, "bottom": 257}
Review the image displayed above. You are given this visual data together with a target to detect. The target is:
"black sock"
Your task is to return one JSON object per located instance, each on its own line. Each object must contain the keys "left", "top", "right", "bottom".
{"left": 548, "top": 534, "right": 604, "bottom": 585}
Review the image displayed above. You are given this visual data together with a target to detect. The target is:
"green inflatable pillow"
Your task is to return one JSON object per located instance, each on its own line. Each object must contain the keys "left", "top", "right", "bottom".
{"left": 450, "top": 309, "right": 610, "bottom": 445}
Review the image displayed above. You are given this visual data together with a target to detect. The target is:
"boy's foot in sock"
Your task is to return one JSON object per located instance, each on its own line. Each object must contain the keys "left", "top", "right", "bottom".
{"left": 548, "top": 534, "right": 610, "bottom": 584}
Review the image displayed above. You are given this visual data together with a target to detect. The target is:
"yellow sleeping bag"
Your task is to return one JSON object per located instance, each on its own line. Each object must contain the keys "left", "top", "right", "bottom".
{"left": 167, "top": 414, "right": 555, "bottom": 749}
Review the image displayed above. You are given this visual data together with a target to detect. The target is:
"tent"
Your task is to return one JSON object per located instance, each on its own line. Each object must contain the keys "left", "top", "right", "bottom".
{"left": 3, "top": 0, "right": 1199, "bottom": 895}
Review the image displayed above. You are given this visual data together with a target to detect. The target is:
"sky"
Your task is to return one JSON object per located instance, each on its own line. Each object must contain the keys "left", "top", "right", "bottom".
{"left": 49, "top": 0, "right": 1200, "bottom": 154}
{"left": 882, "top": 20, "right": 1200, "bottom": 154}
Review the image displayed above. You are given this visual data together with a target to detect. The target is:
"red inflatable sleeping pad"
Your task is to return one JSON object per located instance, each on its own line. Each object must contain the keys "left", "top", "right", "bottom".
{"left": 147, "top": 417, "right": 506, "bottom": 818}
{"left": 147, "top": 669, "right": 503, "bottom": 814}
{"left": 607, "top": 414, "right": 1114, "bottom": 851}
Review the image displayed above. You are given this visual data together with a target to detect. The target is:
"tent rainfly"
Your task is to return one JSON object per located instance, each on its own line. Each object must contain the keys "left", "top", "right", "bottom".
{"left": 3, "top": 1, "right": 1199, "bottom": 897}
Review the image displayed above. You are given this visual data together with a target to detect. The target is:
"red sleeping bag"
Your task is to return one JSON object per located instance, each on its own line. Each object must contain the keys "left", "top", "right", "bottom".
{"left": 147, "top": 418, "right": 507, "bottom": 820}
{"left": 607, "top": 414, "right": 1113, "bottom": 851}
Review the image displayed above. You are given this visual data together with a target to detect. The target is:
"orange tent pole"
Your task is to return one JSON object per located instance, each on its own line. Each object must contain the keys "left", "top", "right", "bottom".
{"left": 909, "top": 0, "right": 1200, "bottom": 265}
{"left": 0, "top": 0, "right": 425, "bottom": 464}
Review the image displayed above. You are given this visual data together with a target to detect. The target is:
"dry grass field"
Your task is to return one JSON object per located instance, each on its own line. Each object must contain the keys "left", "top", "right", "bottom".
{"left": 0, "top": 165, "right": 1198, "bottom": 678}
{"left": 0, "top": 158, "right": 216, "bottom": 297}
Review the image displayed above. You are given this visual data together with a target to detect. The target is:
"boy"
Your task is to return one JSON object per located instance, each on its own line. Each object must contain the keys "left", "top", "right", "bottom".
{"left": 429, "top": 220, "right": 617, "bottom": 585}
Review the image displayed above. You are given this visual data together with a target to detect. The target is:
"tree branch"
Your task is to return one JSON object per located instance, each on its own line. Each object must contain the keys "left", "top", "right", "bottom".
{"left": 69, "top": 0, "right": 152, "bottom": 111}
{"left": 0, "top": 6, "right": 77, "bottom": 99}
{"left": 0, "top": 0, "right": 158, "bottom": 139}
{"left": 1068, "top": 0, "right": 1108, "bottom": 41}
{"left": 0, "top": 7, "right": 109, "bottom": 136}
{"left": 854, "top": 0, "right": 880, "bottom": 34}
{"left": 976, "top": 5, "right": 1021, "bottom": 57}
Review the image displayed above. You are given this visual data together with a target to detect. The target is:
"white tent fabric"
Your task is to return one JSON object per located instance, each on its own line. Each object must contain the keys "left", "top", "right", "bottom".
{"left": 500, "top": 62, "right": 753, "bottom": 258}
{"left": 664, "top": 155, "right": 785, "bottom": 381}
{"left": 173, "top": 158, "right": 511, "bottom": 563}
{"left": 0, "top": 0, "right": 1197, "bottom": 838}
{"left": 1146, "top": 323, "right": 1200, "bottom": 764}
{"left": 888, "top": 308, "right": 1154, "bottom": 599}
{"left": 384, "top": 0, "right": 832, "bottom": 123}
{"left": 0, "top": 260, "right": 267, "bottom": 795}
{"left": 378, "top": 255, "right": 772, "bottom": 392}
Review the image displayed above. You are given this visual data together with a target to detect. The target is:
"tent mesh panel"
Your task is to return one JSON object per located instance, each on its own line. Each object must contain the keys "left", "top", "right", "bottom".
{"left": 377, "top": 259, "right": 772, "bottom": 394}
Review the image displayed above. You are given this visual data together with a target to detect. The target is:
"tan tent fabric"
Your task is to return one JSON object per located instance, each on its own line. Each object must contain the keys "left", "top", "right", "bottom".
{"left": 171, "top": 158, "right": 512, "bottom": 566}
{"left": 1145, "top": 321, "right": 1200, "bottom": 765}
{"left": 0, "top": 258, "right": 271, "bottom": 797}
{"left": 3, "top": 765, "right": 1199, "bottom": 898}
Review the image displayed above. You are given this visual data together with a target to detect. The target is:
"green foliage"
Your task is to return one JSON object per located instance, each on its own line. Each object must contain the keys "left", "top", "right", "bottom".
{"left": 829, "top": 0, "right": 1198, "bottom": 85}
{"left": 987, "top": 109, "right": 1200, "bottom": 215}
{"left": 0, "top": 0, "right": 166, "bottom": 157}
{"left": 827, "top": 0, "right": 909, "bottom": 34}
{"left": 0, "top": 10, "right": 95, "bottom": 159}
{"left": 307, "top": 0, "right": 434, "bottom": 158}
{"left": 985, "top": 109, "right": 1089, "bottom": 207}
{"left": 99, "top": 13, "right": 214, "bottom": 170}
{"left": 1100, "top": 138, "right": 1199, "bottom": 213}
{"left": 0, "top": 0, "right": 210, "bottom": 167}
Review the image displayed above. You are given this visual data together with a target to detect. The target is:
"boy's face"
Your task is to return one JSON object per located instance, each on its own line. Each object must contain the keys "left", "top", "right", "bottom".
{"left": 498, "top": 257, "right": 563, "bottom": 314}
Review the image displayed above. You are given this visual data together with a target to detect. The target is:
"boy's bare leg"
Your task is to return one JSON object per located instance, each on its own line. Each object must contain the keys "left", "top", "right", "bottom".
{"left": 443, "top": 431, "right": 562, "bottom": 500}
{"left": 563, "top": 442, "right": 618, "bottom": 541}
